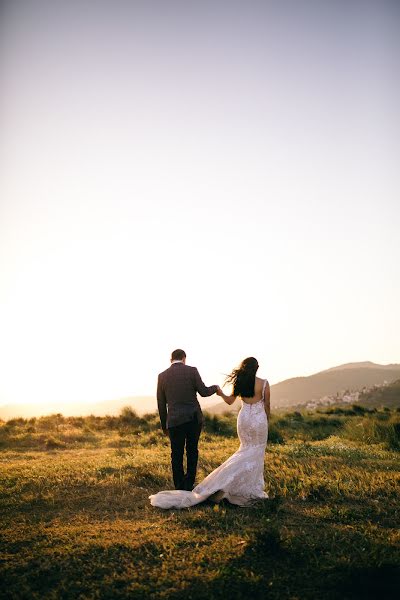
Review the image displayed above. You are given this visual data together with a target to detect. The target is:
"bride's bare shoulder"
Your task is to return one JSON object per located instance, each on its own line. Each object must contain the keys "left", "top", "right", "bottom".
{"left": 254, "top": 377, "right": 264, "bottom": 392}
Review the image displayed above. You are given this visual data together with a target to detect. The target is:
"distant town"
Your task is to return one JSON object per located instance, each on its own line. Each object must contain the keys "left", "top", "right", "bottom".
{"left": 305, "top": 381, "right": 390, "bottom": 410}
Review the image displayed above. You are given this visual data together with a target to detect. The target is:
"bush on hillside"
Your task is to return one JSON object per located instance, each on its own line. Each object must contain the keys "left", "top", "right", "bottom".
{"left": 342, "top": 415, "right": 400, "bottom": 450}
{"left": 267, "top": 422, "right": 284, "bottom": 444}
{"left": 5, "top": 417, "right": 27, "bottom": 427}
{"left": 119, "top": 406, "right": 143, "bottom": 426}
{"left": 273, "top": 413, "right": 343, "bottom": 441}
{"left": 323, "top": 405, "right": 375, "bottom": 416}
{"left": 351, "top": 404, "right": 367, "bottom": 415}
{"left": 203, "top": 414, "right": 236, "bottom": 437}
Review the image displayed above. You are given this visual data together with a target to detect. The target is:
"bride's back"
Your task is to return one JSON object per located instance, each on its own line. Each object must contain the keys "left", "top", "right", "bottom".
{"left": 240, "top": 376, "right": 265, "bottom": 404}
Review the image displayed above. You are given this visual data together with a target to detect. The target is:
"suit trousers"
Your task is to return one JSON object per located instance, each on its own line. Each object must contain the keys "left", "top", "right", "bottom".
{"left": 168, "top": 415, "right": 202, "bottom": 491}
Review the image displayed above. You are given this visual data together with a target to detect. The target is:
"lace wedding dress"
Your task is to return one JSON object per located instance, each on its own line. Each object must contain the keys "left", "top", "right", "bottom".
{"left": 149, "top": 379, "right": 269, "bottom": 509}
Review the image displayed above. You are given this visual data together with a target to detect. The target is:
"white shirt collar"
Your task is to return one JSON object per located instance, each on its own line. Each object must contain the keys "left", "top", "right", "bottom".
{"left": 171, "top": 360, "right": 184, "bottom": 364}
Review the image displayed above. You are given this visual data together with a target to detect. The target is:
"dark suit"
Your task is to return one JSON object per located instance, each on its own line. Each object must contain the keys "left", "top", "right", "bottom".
{"left": 157, "top": 362, "right": 217, "bottom": 490}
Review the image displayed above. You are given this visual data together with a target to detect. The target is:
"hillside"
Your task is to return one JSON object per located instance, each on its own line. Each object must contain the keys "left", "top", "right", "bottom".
{"left": 325, "top": 361, "right": 400, "bottom": 372}
{"left": 272, "top": 363, "right": 400, "bottom": 408}
{"left": 358, "top": 379, "right": 400, "bottom": 409}
{"left": 207, "top": 362, "right": 400, "bottom": 414}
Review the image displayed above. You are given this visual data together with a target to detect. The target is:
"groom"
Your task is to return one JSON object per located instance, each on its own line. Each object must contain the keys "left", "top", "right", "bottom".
{"left": 157, "top": 349, "right": 219, "bottom": 491}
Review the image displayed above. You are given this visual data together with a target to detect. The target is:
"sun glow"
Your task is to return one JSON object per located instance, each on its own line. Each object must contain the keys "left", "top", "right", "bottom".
{"left": 1, "top": 1, "right": 399, "bottom": 415}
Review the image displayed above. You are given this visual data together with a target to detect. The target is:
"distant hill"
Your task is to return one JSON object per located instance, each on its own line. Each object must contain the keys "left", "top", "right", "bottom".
{"left": 0, "top": 394, "right": 221, "bottom": 421}
{"left": 2, "top": 362, "right": 399, "bottom": 420}
{"left": 358, "top": 379, "right": 400, "bottom": 409}
{"left": 325, "top": 361, "right": 400, "bottom": 372}
{"left": 205, "top": 362, "right": 400, "bottom": 414}
{"left": 0, "top": 397, "right": 156, "bottom": 421}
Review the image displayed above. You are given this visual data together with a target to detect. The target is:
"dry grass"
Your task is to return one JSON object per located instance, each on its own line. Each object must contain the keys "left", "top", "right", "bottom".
{"left": 0, "top": 409, "right": 399, "bottom": 599}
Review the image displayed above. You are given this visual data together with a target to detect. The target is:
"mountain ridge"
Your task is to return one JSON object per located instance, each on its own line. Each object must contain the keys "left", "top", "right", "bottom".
{"left": 1, "top": 362, "right": 399, "bottom": 420}
{"left": 206, "top": 361, "right": 400, "bottom": 415}
{"left": 322, "top": 361, "right": 400, "bottom": 373}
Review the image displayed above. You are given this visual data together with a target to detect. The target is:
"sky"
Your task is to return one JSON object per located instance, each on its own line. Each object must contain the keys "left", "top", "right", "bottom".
{"left": 0, "top": 0, "right": 399, "bottom": 412}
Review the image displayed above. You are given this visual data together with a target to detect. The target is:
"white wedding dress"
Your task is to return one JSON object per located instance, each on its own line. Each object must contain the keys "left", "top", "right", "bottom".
{"left": 149, "top": 379, "right": 269, "bottom": 509}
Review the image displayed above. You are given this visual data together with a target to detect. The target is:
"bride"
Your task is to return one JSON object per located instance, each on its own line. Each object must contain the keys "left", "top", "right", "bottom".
{"left": 149, "top": 357, "right": 270, "bottom": 509}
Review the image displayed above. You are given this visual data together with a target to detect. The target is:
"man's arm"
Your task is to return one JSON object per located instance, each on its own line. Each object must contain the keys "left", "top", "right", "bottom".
{"left": 193, "top": 368, "right": 218, "bottom": 397}
{"left": 157, "top": 375, "right": 168, "bottom": 432}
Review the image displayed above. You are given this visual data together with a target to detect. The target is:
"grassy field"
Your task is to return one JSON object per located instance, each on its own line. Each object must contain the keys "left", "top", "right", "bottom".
{"left": 0, "top": 407, "right": 399, "bottom": 599}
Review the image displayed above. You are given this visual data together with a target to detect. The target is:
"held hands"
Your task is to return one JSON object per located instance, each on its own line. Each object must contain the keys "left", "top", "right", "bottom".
{"left": 216, "top": 385, "right": 235, "bottom": 406}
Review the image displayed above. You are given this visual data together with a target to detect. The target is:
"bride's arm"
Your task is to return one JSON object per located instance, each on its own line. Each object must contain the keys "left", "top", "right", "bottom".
{"left": 222, "top": 392, "right": 237, "bottom": 405}
{"left": 264, "top": 382, "right": 271, "bottom": 419}
{"left": 217, "top": 386, "right": 236, "bottom": 405}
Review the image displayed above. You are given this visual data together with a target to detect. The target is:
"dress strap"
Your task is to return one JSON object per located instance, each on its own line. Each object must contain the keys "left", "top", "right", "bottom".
{"left": 261, "top": 379, "right": 268, "bottom": 401}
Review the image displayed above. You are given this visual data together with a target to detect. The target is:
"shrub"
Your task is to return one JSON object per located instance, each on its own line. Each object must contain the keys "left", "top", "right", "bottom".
{"left": 391, "top": 423, "right": 400, "bottom": 449}
{"left": 119, "top": 406, "right": 145, "bottom": 429}
{"left": 268, "top": 423, "right": 284, "bottom": 444}
{"left": 292, "top": 411, "right": 303, "bottom": 420}
{"left": 6, "top": 417, "right": 27, "bottom": 427}
{"left": 39, "top": 414, "right": 65, "bottom": 431}
{"left": 45, "top": 436, "right": 65, "bottom": 449}
{"left": 203, "top": 414, "right": 236, "bottom": 437}
{"left": 68, "top": 416, "right": 85, "bottom": 428}
{"left": 324, "top": 407, "right": 347, "bottom": 415}
{"left": 351, "top": 404, "right": 366, "bottom": 415}
{"left": 342, "top": 416, "right": 400, "bottom": 450}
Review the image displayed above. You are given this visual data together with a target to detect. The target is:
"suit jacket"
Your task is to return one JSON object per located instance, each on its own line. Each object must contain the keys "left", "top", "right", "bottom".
{"left": 157, "top": 362, "right": 217, "bottom": 431}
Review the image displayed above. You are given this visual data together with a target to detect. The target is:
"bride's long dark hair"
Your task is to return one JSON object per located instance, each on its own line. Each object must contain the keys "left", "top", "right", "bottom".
{"left": 225, "top": 357, "right": 259, "bottom": 398}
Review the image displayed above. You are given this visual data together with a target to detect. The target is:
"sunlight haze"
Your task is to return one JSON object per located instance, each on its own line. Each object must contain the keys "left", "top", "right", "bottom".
{"left": 0, "top": 0, "right": 399, "bottom": 414}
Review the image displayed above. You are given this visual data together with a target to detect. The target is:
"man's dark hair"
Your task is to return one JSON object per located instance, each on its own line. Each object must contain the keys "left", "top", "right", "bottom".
{"left": 171, "top": 349, "right": 186, "bottom": 361}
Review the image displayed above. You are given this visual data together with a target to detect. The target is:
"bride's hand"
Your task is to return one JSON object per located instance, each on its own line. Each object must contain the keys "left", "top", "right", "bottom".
{"left": 216, "top": 386, "right": 223, "bottom": 396}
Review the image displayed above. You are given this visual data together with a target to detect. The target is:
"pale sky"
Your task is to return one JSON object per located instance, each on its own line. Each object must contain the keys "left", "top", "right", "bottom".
{"left": 0, "top": 0, "right": 399, "bottom": 411}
